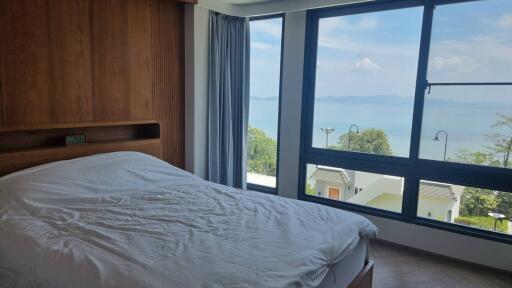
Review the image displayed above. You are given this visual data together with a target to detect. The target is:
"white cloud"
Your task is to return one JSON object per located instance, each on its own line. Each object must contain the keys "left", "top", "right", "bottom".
{"left": 429, "top": 56, "right": 478, "bottom": 73}
{"left": 250, "top": 21, "right": 282, "bottom": 38}
{"left": 354, "top": 58, "right": 381, "bottom": 71}
{"left": 497, "top": 13, "right": 512, "bottom": 29}
{"left": 316, "top": 16, "right": 418, "bottom": 58}
{"left": 319, "top": 15, "right": 378, "bottom": 33}
{"left": 251, "top": 41, "right": 272, "bottom": 50}
{"left": 359, "top": 16, "right": 378, "bottom": 30}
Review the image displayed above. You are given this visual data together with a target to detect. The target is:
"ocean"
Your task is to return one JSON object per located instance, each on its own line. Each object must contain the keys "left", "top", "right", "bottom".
{"left": 248, "top": 96, "right": 512, "bottom": 161}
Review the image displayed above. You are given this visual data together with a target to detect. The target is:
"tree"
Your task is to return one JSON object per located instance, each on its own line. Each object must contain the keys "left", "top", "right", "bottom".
{"left": 496, "top": 192, "right": 512, "bottom": 219}
{"left": 247, "top": 127, "right": 277, "bottom": 176}
{"left": 334, "top": 128, "right": 393, "bottom": 155}
{"left": 454, "top": 150, "right": 500, "bottom": 217}
{"left": 486, "top": 113, "right": 512, "bottom": 168}
{"left": 452, "top": 149, "right": 500, "bottom": 167}
{"left": 459, "top": 187, "right": 498, "bottom": 217}
{"left": 306, "top": 183, "right": 317, "bottom": 196}
{"left": 446, "top": 114, "right": 512, "bottom": 220}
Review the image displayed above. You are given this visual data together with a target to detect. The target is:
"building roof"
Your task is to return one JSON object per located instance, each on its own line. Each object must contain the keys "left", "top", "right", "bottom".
{"left": 420, "top": 181, "right": 458, "bottom": 201}
{"left": 311, "top": 166, "right": 350, "bottom": 184}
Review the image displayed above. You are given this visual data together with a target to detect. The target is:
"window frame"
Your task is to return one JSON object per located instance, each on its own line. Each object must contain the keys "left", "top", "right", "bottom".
{"left": 247, "top": 13, "right": 285, "bottom": 195}
{"left": 299, "top": 0, "right": 512, "bottom": 244}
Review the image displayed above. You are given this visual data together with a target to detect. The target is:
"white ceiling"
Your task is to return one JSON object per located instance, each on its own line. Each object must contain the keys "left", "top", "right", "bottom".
{"left": 200, "top": 0, "right": 364, "bottom": 17}
{"left": 221, "top": 0, "right": 280, "bottom": 5}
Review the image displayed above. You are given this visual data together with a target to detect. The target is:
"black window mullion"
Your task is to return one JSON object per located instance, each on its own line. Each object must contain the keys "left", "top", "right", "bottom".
{"left": 404, "top": 0, "right": 435, "bottom": 220}
{"left": 247, "top": 14, "right": 285, "bottom": 193}
{"left": 300, "top": 11, "right": 320, "bottom": 156}
{"left": 298, "top": 0, "right": 512, "bottom": 244}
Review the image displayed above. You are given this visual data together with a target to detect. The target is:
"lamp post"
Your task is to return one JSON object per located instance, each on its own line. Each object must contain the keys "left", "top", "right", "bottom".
{"left": 321, "top": 128, "right": 335, "bottom": 148}
{"left": 347, "top": 124, "right": 359, "bottom": 151}
{"left": 434, "top": 129, "right": 448, "bottom": 161}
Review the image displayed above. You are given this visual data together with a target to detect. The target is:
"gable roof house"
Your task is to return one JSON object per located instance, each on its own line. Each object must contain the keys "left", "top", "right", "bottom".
{"left": 311, "top": 167, "right": 462, "bottom": 222}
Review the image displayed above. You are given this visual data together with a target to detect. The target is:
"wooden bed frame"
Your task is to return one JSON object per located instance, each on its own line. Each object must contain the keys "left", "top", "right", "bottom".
{"left": 0, "top": 121, "right": 373, "bottom": 288}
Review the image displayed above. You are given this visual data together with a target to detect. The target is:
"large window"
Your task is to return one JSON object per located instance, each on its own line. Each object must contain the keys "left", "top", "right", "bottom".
{"left": 312, "top": 7, "right": 422, "bottom": 157}
{"left": 420, "top": 0, "right": 512, "bottom": 168}
{"left": 301, "top": 0, "right": 512, "bottom": 243}
{"left": 247, "top": 15, "right": 284, "bottom": 192}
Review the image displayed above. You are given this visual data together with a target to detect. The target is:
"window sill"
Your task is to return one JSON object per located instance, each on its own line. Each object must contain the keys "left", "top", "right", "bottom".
{"left": 247, "top": 183, "right": 277, "bottom": 195}
{"left": 300, "top": 194, "right": 512, "bottom": 245}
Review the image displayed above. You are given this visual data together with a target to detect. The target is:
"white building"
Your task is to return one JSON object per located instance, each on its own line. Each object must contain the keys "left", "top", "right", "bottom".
{"left": 311, "top": 166, "right": 462, "bottom": 222}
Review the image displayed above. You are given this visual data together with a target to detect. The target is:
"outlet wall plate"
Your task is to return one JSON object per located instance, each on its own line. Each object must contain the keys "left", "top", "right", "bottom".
{"left": 65, "top": 134, "right": 87, "bottom": 146}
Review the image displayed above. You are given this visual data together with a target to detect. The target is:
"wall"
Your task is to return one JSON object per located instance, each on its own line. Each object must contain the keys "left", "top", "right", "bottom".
{"left": 0, "top": 0, "right": 185, "bottom": 167}
{"left": 185, "top": 4, "right": 209, "bottom": 178}
{"left": 276, "top": 10, "right": 306, "bottom": 199}
{"left": 417, "top": 195, "right": 457, "bottom": 222}
{"left": 186, "top": 1, "right": 512, "bottom": 272}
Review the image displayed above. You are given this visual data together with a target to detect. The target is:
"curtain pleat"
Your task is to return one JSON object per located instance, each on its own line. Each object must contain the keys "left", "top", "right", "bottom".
{"left": 207, "top": 12, "right": 250, "bottom": 188}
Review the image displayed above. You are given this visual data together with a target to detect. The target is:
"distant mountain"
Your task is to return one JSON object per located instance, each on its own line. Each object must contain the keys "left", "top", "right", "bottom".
{"left": 315, "top": 95, "right": 413, "bottom": 105}
{"left": 250, "top": 95, "right": 512, "bottom": 109}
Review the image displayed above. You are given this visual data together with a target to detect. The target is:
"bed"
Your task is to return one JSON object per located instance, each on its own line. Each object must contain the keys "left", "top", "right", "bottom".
{"left": 0, "top": 151, "right": 376, "bottom": 288}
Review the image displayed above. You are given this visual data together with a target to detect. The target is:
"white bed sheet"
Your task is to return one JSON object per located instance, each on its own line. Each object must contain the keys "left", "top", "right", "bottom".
{"left": 318, "top": 240, "right": 367, "bottom": 288}
{"left": 0, "top": 152, "right": 376, "bottom": 288}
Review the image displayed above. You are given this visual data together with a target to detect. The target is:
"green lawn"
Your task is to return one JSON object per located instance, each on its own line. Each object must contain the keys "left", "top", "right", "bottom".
{"left": 455, "top": 216, "right": 509, "bottom": 233}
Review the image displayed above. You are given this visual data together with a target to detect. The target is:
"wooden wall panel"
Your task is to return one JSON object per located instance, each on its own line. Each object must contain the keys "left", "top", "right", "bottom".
{"left": 127, "top": 0, "right": 153, "bottom": 120}
{"left": 0, "top": 0, "right": 52, "bottom": 124}
{"left": 92, "top": 0, "right": 152, "bottom": 121}
{"left": 48, "top": 0, "right": 93, "bottom": 123}
{"left": 91, "top": 0, "right": 130, "bottom": 121}
{"left": 0, "top": 0, "right": 185, "bottom": 167}
{"left": 152, "top": 0, "right": 185, "bottom": 167}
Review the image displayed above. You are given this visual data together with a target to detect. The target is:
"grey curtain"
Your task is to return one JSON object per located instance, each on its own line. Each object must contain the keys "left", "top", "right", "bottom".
{"left": 207, "top": 12, "right": 250, "bottom": 188}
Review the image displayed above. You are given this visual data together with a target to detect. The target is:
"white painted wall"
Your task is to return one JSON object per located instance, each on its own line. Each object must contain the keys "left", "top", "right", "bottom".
{"left": 276, "top": 10, "right": 306, "bottom": 199}
{"left": 365, "top": 214, "right": 512, "bottom": 271}
{"left": 185, "top": 5, "right": 209, "bottom": 179}
{"left": 185, "top": 2, "right": 512, "bottom": 272}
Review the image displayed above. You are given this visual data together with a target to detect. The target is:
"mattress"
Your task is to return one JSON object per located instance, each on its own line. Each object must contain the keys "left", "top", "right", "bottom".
{"left": 0, "top": 152, "right": 376, "bottom": 288}
{"left": 318, "top": 239, "right": 367, "bottom": 288}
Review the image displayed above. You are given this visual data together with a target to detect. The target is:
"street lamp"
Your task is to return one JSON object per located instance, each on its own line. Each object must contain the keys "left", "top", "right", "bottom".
{"left": 434, "top": 129, "right": 448, "bottom": 161}
{"left": 347, "top": 124, "right": 359, "bottom": 151}
{"left": 488, "top": 212, "right": 505, "bottom": 231}
{"left": 321, "top": 128, "right": 335, "bottom": 148}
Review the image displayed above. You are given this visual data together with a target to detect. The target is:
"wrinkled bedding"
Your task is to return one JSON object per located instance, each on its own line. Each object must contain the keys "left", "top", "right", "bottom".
{"left": 0, "top": 152, "right": 376, "bottom": 288}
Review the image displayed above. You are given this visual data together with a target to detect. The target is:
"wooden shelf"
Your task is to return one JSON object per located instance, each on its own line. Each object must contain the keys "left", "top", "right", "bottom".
{"left": 0, "top": 121, "right": 160, "bottom": 152}
{"left": 0, "top": 120, "right": 159, "bottom": 133}
{"left": 0, "top": 121, "right": 162, "bottom": 176}
{"left": 0, "top": 138, "right": 162, "bottom": 176}
{"left": 0, "top": 138, "right": 159, "bottom": 154}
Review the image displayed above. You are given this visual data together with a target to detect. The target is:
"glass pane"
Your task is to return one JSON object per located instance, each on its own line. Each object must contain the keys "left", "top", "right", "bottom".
{"left": 306, "top": 164, "right": 403, "bottom": 213}
{"left": 312, "top": 7, "right": 423, "bottom": 157}
{"left": 247, "top": 17, "right": 283, "bottom": 188}
{"left": 419, "top": 86, "right": 512, "bottom": 168}
{"left": 418, "top": 181, "right": 512, "bottom": 235}
{"left": 428, "top": 0, "right": 512, "bottom": 83}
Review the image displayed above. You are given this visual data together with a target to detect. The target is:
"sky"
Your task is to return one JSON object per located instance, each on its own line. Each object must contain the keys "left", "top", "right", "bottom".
{"left": 249, "top": 0, "right": 512, "bottom": 103}
{"left": 249, "top": 17, "right": 283, "bottom": 98}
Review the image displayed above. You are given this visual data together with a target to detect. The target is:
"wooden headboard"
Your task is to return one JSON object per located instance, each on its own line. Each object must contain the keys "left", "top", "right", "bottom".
{"left": 0, "top": 121, "right": 162, "bottom": 176}
{"left": 0, "top": 0, "right": 185, "bottom": 169}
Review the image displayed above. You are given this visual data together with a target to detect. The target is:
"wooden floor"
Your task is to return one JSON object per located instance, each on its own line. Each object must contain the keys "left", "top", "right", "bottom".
{"left": 369, "top": 240, "right": 512, "bottom": 288}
